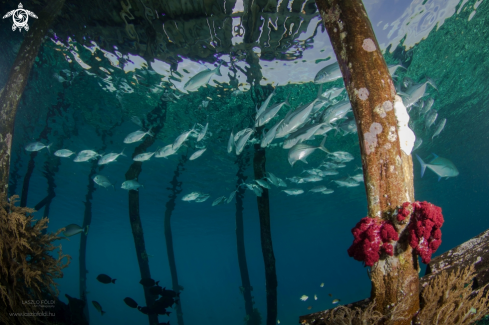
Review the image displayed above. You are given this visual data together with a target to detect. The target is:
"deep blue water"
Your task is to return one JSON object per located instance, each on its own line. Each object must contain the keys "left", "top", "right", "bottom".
{"left": 1, "top": 0, "right": 489, "bottom": 324}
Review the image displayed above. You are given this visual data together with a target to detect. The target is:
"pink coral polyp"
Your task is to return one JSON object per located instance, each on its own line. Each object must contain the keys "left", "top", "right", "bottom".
{"left": 347, "top": 217, "right": 399, "bottom": 267}
{"left": 405, "top": 201, "right": 444, "bottom": 264}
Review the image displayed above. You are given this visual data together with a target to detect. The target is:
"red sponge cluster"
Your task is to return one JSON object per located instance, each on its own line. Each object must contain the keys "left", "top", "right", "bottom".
{"left": 347, "top": 217, "right": 399, "bottom": 267}
{"left": 407, "top": 201, "right": 444, "bottom": 264}
{"left": 397, "top": 202, "right": 413, "bottom": 222}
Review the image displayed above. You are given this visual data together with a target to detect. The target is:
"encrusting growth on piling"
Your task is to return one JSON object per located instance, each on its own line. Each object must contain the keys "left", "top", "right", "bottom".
{"left": 0, "top": 194, "right": 70, "bottom": 325}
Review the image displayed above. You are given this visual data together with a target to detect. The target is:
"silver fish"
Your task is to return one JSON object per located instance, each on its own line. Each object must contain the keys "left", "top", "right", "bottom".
{"left": 212, "top": 196, "right": 227, "bottom": 206}
{"left": 131, "top": 116, "right": 143, "bottom": 127}
{"left": 314, "top": 124, "right": 337, "bottom": 136}
{"left": 338, "top": 119, "right": 357, "bottom": 135}
{"left": 283, "top": 122, "right": 328, "bottom": 149}
{"left": 261, "top": 119, "right": 283, "bottom": 148}
{"left": 256, "top": 95, "right": 290, "bottom": 127}
{"left": 182, "top": 192, "right": 202, "bottom": 201}
{"left": 256, "top": 85, "right": 278, "bottom": 119}
{"left": 288, "top": 136, "right": 329, "bottom": 166}
{"left": 287, "top": 176, "right": 306, "bottom": 184}
{"left": 133, "top": 151, "right": 155, "bottom": 162}
{"left": 422, "top": 98, "right": 435, "bottom": 116}
{"left": 328, "top": 151, "right": 354, "bottom": 162}
{"left": 235, "top": 129, "right": 254, "bottom": 155}
{"left": 401, "top": 79, "right": 437, "bottom": 108}
{"left": 314, "top": 62, "right": 342, "bottom": 84}
{"left": 25, "top": 142, "right": 52, "bottom": 153}
{"left": 121, "top": 179, "right": 143, "bottom": 191}
{"left": 173, "top": 126, "right": 196, "bottom": 151}
{"left": 351, "top": 173, "right": 364, "bottom": 182}
{"left": 255, "top": 179, "right": 271, "bottom": 189}
{"left": 415, "top": 153, "right": 459, "bottom": 180}
{"left": 321, "top": 189, "right": 334, "bottom": 194}
{"left": 321, "top": 87, "right": 344, "bottom": 100}
{"left": 282, "top": 188, "right": 304, "bottom": 195}
{"left": 189, "top": 148, "right": 206, "bottom": 160}
{"left": 266, "top": 172, "right": 279, "bottom": 186}
{"left": 309, "top": 185, "right": 329, "bottom": 193}
{"left": 276, "top": 87, "right": 323, "bottom": 138}
{"left": 155, "top": 144, "right": 177, "bottom": 158}
{"left": 184, "top": 62, "right": 222, "bottom": 92}
{"left": 93, "top": 175, "right": 114, "bottom": 190}
{"left": 63, "top": 224, "right": 89, "bottom": 237}
{"left": 74, "top": 150, "right": 100, "bottom": 162}
{"left": 303, "top": 175, "right": 323, "bottom": 182}
{"left": 54, "top": 149, "right": 75, "bottom": 157}
{"left": 195, "top": 194, "right": 210, "bottom": 202}
{"left": 334, "top": 178, "right": 360, "bottom": 187}
{"left": 277, "top": 177, "right": 287, "bottom": 187}
{"left": 318, "top": 169, "right": 339, "bottom": 176}
{"left": 227, "top": 129, "right": 235, "bottom": 153}
{"left": 124, "top": 128, "right": 153, "bottom": 144}
{"left": 197, "top": 123, "right": 208, "bottom": 142}
{"left": 227, "top": 190, "right": 237, "bottom": 203}
{"left": 320, "top": 101, "right": 351, "bottom": 124}
{"left": 413, "top": 138, "right": 423, "bottom": 151}
{"left": 431, "top": 118, "right": 446, "bottom": 140}
{"left": 98, "top": 149, "right": 126, "bottom": 165}
{"left": 424, "top": 110, "right": 438, "bottom": 129}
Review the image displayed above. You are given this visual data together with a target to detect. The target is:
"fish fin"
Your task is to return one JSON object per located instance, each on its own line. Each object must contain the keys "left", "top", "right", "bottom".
{"left": 214, "top": 61, "right": 222, "bottom": 76}
{"left": 318, "top": 136, "right": 330, "bottom": 153}
{"left": 46, "top": 143, "right": 53, "bottom": 154}
{"left": 415, "top": 154, "right": 427, "bottom": 178}
{"left": 112, "top": 279, "right": 116, "bottom": 284}
{"left": 120, "top": 148, "right": 126, "bottom": 157}
{"left": 147, "top": 127, "right": 154, "bottom": 137}
{"left": 431, "top": 153, "right": 438, "bottom": 159}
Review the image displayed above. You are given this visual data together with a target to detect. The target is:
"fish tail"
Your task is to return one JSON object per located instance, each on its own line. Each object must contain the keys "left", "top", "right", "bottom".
{"left": 120, "top": 148, "right": 126, "bottom": 157}
{"left": 147, "top": 127, "right": 154, "bottom": 137}
{"left": 426, "top": 77, "right": 438, "bottom": 91}
{"left": 318, "top": 135, "right": 330, "bottom": 154}
{"left": 415, "top": 154, "right": 427, "bottom": 178}
{"left": 46, "top": 143, "right": 53, "bottom": 154}
{"left": 112, "top": 279, "right": 116, "bottom": 284}
{"left": 284, "top": 92, "right": 291, "bottom": 107}
{"left": 215, "top": 61, "right": 222, "bottom": 76}
{"left": 101, "top": 311, "right": 106, "bottom": 316}
{"left": 85, "top": 225, "right": 90, "bottom": 235}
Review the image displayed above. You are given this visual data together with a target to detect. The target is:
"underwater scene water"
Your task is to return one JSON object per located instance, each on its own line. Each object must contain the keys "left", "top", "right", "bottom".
{"left": 1, "top": 0, "right": 489, "bottom": 324}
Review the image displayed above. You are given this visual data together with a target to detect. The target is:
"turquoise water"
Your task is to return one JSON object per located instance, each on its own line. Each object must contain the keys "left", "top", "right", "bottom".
{"left": 1, "top": 0, "right": 489, "bottom": 324}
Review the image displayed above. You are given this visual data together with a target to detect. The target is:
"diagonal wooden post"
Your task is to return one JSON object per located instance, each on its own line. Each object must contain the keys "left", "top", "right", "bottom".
{"left": 314, "top": 0, "right": 418, "bottom": 323}
{"left": 0, "top": 0, "right": 65, "bottom": 194}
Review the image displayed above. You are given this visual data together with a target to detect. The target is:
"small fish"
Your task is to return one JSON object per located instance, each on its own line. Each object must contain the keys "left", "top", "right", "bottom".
{"left": 288, "top": 136, "right": 329, "bottom": 166}
{"left": 431, "top": 118, "right": 446, "bottom": 141}
{"left": 413, "top": 138, "right": 423, "bottom": 151}
{"left": 54, "top": 149, "right": 75, "bottom": 157}
{"left": 320, "top": 101, "right": 351, "bottom": 125}
{"left": 124, "top": 128, "right": 153, "bottom": 144}
{"left": 267, "top": 172, "right": 280, "bottom": 186}
{"left": 74, "top": 150, "right": 100, "bottom": 162}
{"left": 194, "top": 194, "right": 210, "bottom": 202}
{"left": 351, "top": 173, "right": 364, "bottom": 183}
{"left": 261, "top": 119, "right": 283, "bottom": 148}
{"left": 25, "top": 142, "right": 52, "bottom": 153}
{"left": 332, "top": 299, "right": 340, "bottom": 304}
{"left": 184, "top": 62, "right": 222, "bottom": 92}
{"left": 282, "top": 188, "right": 304, "bottom": 196}
{"left": 140, "top": 278, "right": 158, "bottom": 287}
{"left": 63, "top": 224, "right": 89, "bottom": 237}
{"left": 334, "top": 178, "right": 360, "bottom": 187}
{"left": 227, "top": 129, "right": 235, "bottom": 153}
{"left": 387, "top": 63, "right": 406, "bottom": 76}
{"left": 320, "top": 283, "right": 324, "bottom": 287}
{"left": 424, "top": 110, "right": 438, "bottom": 130}
{"left": 256, "top": 85, "right": 278, "bottom": 119}
{"left": 133, "top": 151, "right": 156, "bottom": 162}
{"left": 321, "top": 189, "right": 334, "bottom": 194}
{"left": 173, "top": 126, "right": 196, "bottom": 151}
{"left": 309, "top": 185, "right": 329, "bottom": 193}
{"left": 227, "top": 190, "right": 237, "bottom": 203}
{"left": 314, "top": 62, "right": 342, "bottom": 84}
{"left": 256, "top": 95, "right": 290, "bottom": 127}
{"left": 314, "top": 295, "right": 318, "bottom": 300}
{"left": 121, "top": 179, "right": 143, "bottom": 191}
{"left": 98, "top": 149, "right": 126, "bottom": 165}
{"left": 415, "top": 153, "right": 459, "bottom": 180}
{"left": 155, "top": 144, "right": 176, "bottom": 158}
{"left": 124, "top": 297, "right": 138, "bottom": 309}
{"left": 328, "top": 151, "right": 354, "bottom": 162}
{"left": 189, "top": 148, "right": 206, "bottom": 161}
{"left": 182, "top": 192, "right": 202, "bottom": 201}
{"left": 235, "top": 128, "right": 254, "bottom": 155}
{"left": 255, "top": 179, "right": 271, "bottom": 189}
{"left": 197, "top": 122, "right": 208, "bottom": 142}
{"left": 321, "top": 87, "right": 344, "bottom": 100}
{"left": 93, "top": 175, "right": 114, "bottom": 189}
{"left": 303, "top": 175, "right": 323, "bottom": 183}
{"left": 277, "top": 178, "right": 287, "bottom": 187}
{"left": 92, "top": 301, "right": 106, "bottom": 315}
{"left": 96, "top": 274, "right": 116, "bottom": 284}
{"left": 318, "top": 169, "right": 339, "bottom": 177}
{"left": 300, "top": 295, "right": 309, "bottom": 301}
{"left": 131, "top": 116, "right": 143, "bottom": 127}
{"left": 212, "top": 196, "right": 227, "bottom": 206}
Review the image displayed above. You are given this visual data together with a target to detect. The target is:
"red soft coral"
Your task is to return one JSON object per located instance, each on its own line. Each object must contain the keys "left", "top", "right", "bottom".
{"left": 407, "top": 201, "right": 444, "bottom": 264}
{"left": 397, "top": 202, "right": 413, "bottom": 222}
{"left": 347, "top": 217, "right": 399, "bottom": 266}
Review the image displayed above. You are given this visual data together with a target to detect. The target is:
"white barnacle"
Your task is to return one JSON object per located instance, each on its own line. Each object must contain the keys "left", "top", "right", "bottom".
{"left": 370, "top": 122, "right": 382, "bottom": 135}
{"left": 357, "top": 88, "right": 369, "bottom": 101}
{"left": 362, "top": 38, "right": 376, "bottom": 52}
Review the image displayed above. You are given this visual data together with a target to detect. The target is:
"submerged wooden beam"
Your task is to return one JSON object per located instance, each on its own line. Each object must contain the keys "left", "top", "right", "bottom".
{"left": 315, "top": 0, "right": 418, "bottom": 323}
{"left": 0, "top": 0, "right": 65, "bottom": 194}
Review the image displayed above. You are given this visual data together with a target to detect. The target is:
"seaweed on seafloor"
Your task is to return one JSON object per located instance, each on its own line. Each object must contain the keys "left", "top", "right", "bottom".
{"left": 415, "top": 263, "right": 489, "bottom": 325}
{"left": 0, "top": 194, "right": 71, "bottom": 325}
